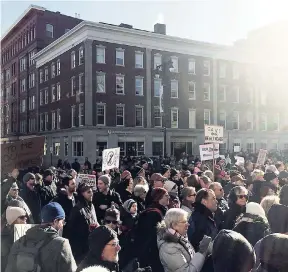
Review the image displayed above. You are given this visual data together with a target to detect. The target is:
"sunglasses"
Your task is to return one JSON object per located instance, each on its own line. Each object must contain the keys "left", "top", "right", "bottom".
{"left": 11, "top": 189, "right": 19, "bottom": 191}
{"left": 105, "top": 220, "right": 119, "bottom": 225}
{"left": 237, "top": 195, "right": 248, "bottom": 199}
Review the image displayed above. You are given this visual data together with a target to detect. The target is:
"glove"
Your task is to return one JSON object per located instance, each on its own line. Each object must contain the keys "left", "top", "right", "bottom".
{"left": 198, "top": 235, "right": 212, "bottom": 255}
{"left": 133, "top": 261, "right": 152, "bottom": 272}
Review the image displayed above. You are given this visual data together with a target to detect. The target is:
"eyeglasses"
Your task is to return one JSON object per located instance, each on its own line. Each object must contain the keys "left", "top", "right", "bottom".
{"left": 237, "top": 195, "right": 248, "bottom": 199}
{"left": 105, "top": 220, "right": 119, "bottom": 225}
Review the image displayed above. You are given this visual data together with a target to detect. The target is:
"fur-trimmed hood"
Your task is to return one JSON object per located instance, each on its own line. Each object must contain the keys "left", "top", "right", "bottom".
{"left": 157, "top": 221, "right": 181, "bottom": 243}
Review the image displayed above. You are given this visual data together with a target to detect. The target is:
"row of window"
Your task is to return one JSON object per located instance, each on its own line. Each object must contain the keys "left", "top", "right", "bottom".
{"left": 39, "top": 109, "right": 61, "bottom": 131}
{"left": 39, "top": 59, "right": 61, "bottom": 83}
{"left": 19, "top": 95, "right": 36, "bottom": 113}
{"left": 219, "top": 62, "right": 240, "bottom": 79}
{"left": 39, "top": 84, "right": 61, "bottom": 105}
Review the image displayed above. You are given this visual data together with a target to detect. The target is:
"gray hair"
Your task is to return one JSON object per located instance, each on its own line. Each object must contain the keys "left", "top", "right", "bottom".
{"left": 133, "top": 176, "right": 147, "bottom": 188}
{"left": 233, "top": 186, "right": 248, "bottom": 196}
{"left": 204, "top": 170, "right": 214, "bottom": 181}
{"left": 209, "top": 182, "right": 221, "bottom": 191}
{"left": 164, "top": 208, "right": 188, "bottom": 228}
{"left": 260, "top": 195, "right": 280, "bottom": 215}
{"left": 133, "top": 184, "right": 148, "bottom": 197}
{"left": 181, "top": 186, "right": 195, "bottom": 199}
{"left": 201, "top": 175, "right": 212, "bottom": 185}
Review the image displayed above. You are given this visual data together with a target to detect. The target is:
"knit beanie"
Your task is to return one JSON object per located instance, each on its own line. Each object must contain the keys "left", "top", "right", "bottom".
{"left": 81, "top": 266, "right": 110, "bottom": 272}
{"left": 99, "top": 174, "right": 111, "bottom": 187}
{"left": 41, "top": 202, "right": 65, "bottom": 223}
{"left": 121, "top": 170, "right": 131, "bottom": 180}
{"left": 23, "top": 172, "right": 35, "bottom": 183}
{"left": 246, "top": 202, "right": 266, "bottom": 219}
{"left": 123, "top": 199, "right": 137, "bottom": 213}
{"left": 151, "top": 188, "right": 168, "bottom": 203}
{"left": 6, "top": 206, "right": 26, "bottom": 225}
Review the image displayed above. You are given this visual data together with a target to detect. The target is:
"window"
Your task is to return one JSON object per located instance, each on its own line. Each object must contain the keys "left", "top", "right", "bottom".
{"left": 40, "top": 90, "right": 43, "bottom": 105}
{"left": 11, "top": 82, "right": 16, "bottom": 96}
{"left": 118, "top": 142, "right": 145, "bottom": 156}
{"left": 57, "top": 83, "right": 61, "bottom": 100}
{"left": 232, "top": 111, "right": 239, "bottom": 130}
{"left": 204, "top": 109, "right": 211, "bottom": 125}
{"left": 188, "top": 81, "right": 196, "bottom": 100}
{"left": 135, "top": 106, "right": 143, "bottom": 127}
{"left": 20, "top": 99, "right": 26, "bottom": 113}
{"left": 246, "top": 140, "right": 254, "bottom": 153}
{"left": 71, "top": 51, "right": 76, "bottom": 69}
{"left": 154, "top": 78, "right": 162, "bottom": 97}
{"left": 116, "top": 105, "right": 125, "bottom": 126}
{"left": 203, "top": 83, "right": 210, "bottom": 101}
{"left": 219, "top": 63, "right": 226, "bottom": 78}
{"left": 96, "top": 73, "right": 105, "bottom": 93}
{"left": 79, "top": 47, "right": 84, "bottom": 65}
{"left": 116, "top": 75, "right": 124, "bottom": 94}
{"left": 171, "top": 108, "right": 179, "bottom": 128}
{"left": 203, "top": 60, "right": 210, "bottom": 76}
{"left": 171, "top": 56, "right": 178, "bottom": 72}
{"left": 188, "top": 59, "right": 196, "bottom": 74}
{"left": 44, "top": 88, "right": 49, "bottom": 104}
{"left": 46, "top": 24, "right": 54, "bottom": 38}
{"left": 44, "top": 113, "right": 48, "bottom": 131}
{"left": 154, "top": 54, "right": 162, "bottom": 70}
{"left": 96, "top": 46, "right": 105, "bottom": 63}
{"left": 20, "top": 57, "right": 26, "bottom": 71}
{"left": 28, "top": 51, "right": 35, "bottom": 66}
{"left": 247, "top": 112, "right": 253, "bottom": 130}
{"left": 20, "top": 78, "right": 26, "bottom": 92}
{"left": 50, "top": 63, "right": 55, "bottom": 78}
{"left": 233, "top": 64, "right": 240, "bottom": 79}
{"left": 20, "top": 120, "right": 26, "bottom": 133}
{"left": 56, "top": 59, "right": 60, "bottom": 75}
{"left": 6, "top": 69, "right": 10, "bottom": 80}
{"left": 28, "top": 73, "right": 35, "bottom": 88}
{"left": 116, "top": 49, "right": 124, "bottom": 66}
{"left": 53, "top": 139, "right": 60, "bottom": 156}
{"left": 218, "top": 85, "right": 226, "bottom": 102}
{"left": 44, "top": 67, "right": 48, "bottom": 81}
{"left": 52, "top": 111, "right": 56, "bottom": 130}
{"left": 171, "top": 80, "right": 178, "bottom": 98}
{"left": 153, "top": 142, "right": 163, "bottom": 156}
{"left": 219, "top": 110, "right": 226, "bottom": 128}
{"left": 11, "top": 63, "right": 16, "bottom": 76}
{"left": 57, "top": 109, "right": 61, "bottom": 129}
{"left": 135, "top": 77, "right": 143, "bottom": 96}
{"left": 51, "top": 85, "right": 56, "bottom": 102}
{"left": 154, "top": 106, "right": 162, "bottom": 127}
{"left": 189, "top": 109, "right": 196, "bottom": 129}
{"left": 29, "top": 95, "right": 35, "bottom": 110}
{"left": 71, "top": 77, "right": 76, "bottom": 96}
{"left": 232, "top": 86, "right": 240, "bottom": 103}
{"left": 97, "top": 103, "right": 106, "bottom": 125}
{"left": 271, "top": 140, "right": 278, "bottom": 151}
{"left": 260, "top": 113, "right": 267, "bottom": 131}
{"left": 79, "top": 73, "right": 84, "bottom": 93}
{"left": 260, "top": 92, "right": 267, "bottom": 106}
{"left": 72, "top": 136, "right": 84, "bottom": 157}
{"left": 71, "top": 106, "right": 76, "bottom": 127}
{"left": 39, "top": 69, "right": 43, "bottom": 84}
{"left": 135, "top": 52, "right": 144, "bottom": 68}
{"left": 28, "top": 118, "right": 36, "bottom": 132}
{"left": 248, "top": 87, "right": 253, "bottom": 104}
{"left": 79, "top": 103, "right": 84, "bottom": 126}
{"left": 272, "top": 113, "right": 280, "bottom": 131}
{"left": 64, "top": 137, "right": 69, "bottom": 156}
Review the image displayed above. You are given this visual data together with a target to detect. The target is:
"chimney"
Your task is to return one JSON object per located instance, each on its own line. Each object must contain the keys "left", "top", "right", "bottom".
{"left": 154, "top": 23, "right": 166, "bottom": 35}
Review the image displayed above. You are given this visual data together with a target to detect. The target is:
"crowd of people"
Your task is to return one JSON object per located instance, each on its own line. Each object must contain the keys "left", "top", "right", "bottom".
{"left": 1, "top": 153, "right": 288, "bottom": 272}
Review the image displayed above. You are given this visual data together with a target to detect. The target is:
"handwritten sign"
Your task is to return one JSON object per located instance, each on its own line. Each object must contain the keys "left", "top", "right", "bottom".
{"left": 199, "top": 144, "right": 220, "bottom": 161}
{"left": 14, "top": 224, "right": 36, "bottom": 242}
{"left": 78, "top": 174, "right": 97, "bottom": 190}
{"left": 257, "top": 149, "right": 268, "bottom": 166}
{"left": 102, "top": 147, "right": 120, "bottom": 171}
{"left": 1, "top": 137, "right": 45, "bottom": 174}
{"left": 204, "top": 125, "right": 224, "bottom": 144}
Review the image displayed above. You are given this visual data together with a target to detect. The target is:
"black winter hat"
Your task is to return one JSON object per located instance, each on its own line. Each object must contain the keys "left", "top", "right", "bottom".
{"left": 170, "top": 168, "right": 178, "bottom": 179}
{"left": 131, "top": 166, "right": 144, "bottom": 179}
{"left": 264, "top": 172, "right": 278, "bottom": 182}
{"left": 43, "top": 169, "right": 53, "bottom": 178}
{"left": 161, "top": 165, "right": 170, "bottom": 175}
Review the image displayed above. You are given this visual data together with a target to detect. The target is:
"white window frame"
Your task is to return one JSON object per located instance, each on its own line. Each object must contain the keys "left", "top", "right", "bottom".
{"left": 188, "top": 81, "right": 196, "bottom": 100}
{"left": 79, "top": 103, "right": 84, "bottom": 126}
{"left": 272, "top": 113, "right": 280, "bottom": 131}
{"left": 219, "top": 85, "right": 226, "bottom": 102}
{"left": 189, "top": 108, "right": 196, "bottom": 129}
{"left": 39, "top": 90, "right": 43, "bottom": 106}
{"left": 71, "top": 105, "right": 76, "bottom": 127}
{"left": 233, "top": 86, "right": 240, "bottom": 103}
{"left": 46, "top": 24, "right": 54, "bottom": 38}
{"left": 28, "top": 73, "right": 35, "bottom": 88}
{"left": 96, "top": 72, "right": 106, "bottom": 93}
{"left": 44, "top": 67, "right": 48, "bottom": 81}
{"left": 79, "top": 73, "right": 84, "bottom": 93}
{"left": 79, "top": 46, "right": 84, "bottom": 65}
{"left": 56, "top": 83, "right": 61, "bottom": 100}
{"left": 260, "top": 113, "right": 267, "bottom": 131}
{"left": 71, "top": 76, "right": 76, "bottom": 96}
{"left": 72, "top": 136, "right": 84, "bottom": 157}
{"left": 203, "top": 60, "right": 211, "bottom": 76}
{"left": 28, "top": 51, "right": 35, "bottom": 66}
{"left": 219, "top": 63, "right": 226, "bottom": 78}
{"left": 116, "top": 48, "right": 125, "bottom": 66}
{"left": 246, "top": 112, "right": 254, "bottom": 130}
{"left": 96, "top": 45, "right": 105, "bottom": 64}
{"left": 154, "top": 78, "right": 162, "bottom": 97}
{"left": 51, "top": 62, "right": 55, "bottom": 78}
{"left": 204, "top": 109, "right": 211, "bottom": 125}
{"left": 44, "top": 112, "right": 48, "bottom": 131}
{"left": 96, "top": 103, "right": 106, "bottom": 126}
{"left": 171, "top": 80, "right": 178, "bottom": 98}
{"left": 44, "top": 88, "right": 48, "bottom": 104}
{"left": 20, "top": 99, "right": 26, "bottom": 113}
{"left": 171, "top": 56, "right": 178, "bottom": 73}
{"left": 29, "top": 95, "right": 35, "bottom": 110}
{"left": 56, "top": 59, "right": 60, "bottom": 75}
{"left": 135, "top": 106, "right": 144, "bottom": 127}
{"left": 232, "top": 111, "right": 240, "bottom": 130}
{"left": 135, "top": 76, "right": 144, "bottom": 96}
{"left": 20, "top": 78, "right": 26, "bottom": 92}
{"left": 233, "top": 64, "right": 240, "bottom": 80}
{"left": 219, "top": 110, "right": 226, "bottom": 129}
{"left": 135, "top": 51, "right": 144, "bottom": 68}
{"left": 20, "top": 57, "right": 26, "bottom": 72}
{"left": 71, "top": 51, "right": 76, "bottom": 69}
{"left": 57, "top": 109, "right": 61, "bottom": 130}
{"left": 171, "top": 108, "right": 179, "bottom": 128}
{"left": 116, "top": 104, "right": 125, "bottom": 126}
{"left": 203, "top": 83, "right": 211, "bottom": 101}
{"left": 39, "top": 69, "right": 43, "bottom": 84}
{"left": 52, "top": 111, "right": 56, "bottom": 130}
{"left": 154, "top": 54, "right": 162, "bottom": 70}
{"left": 154, "top": 106, "right": 162, "bottom": 127}
{"left": 188, "top": 59, "right": 196, "bottom": 74}
{"left": 116, "top": 74, "right": 125, "bottom": 95}
{"left": 51, "top": 85, "right": 56, "bottom": 102}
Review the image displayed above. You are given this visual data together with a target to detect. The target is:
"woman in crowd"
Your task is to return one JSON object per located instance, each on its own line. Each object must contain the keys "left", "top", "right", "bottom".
{"left": 260, "top": 195, "right": 280, "bottom": 216}
{"left": 181, "top": 187, "right": 196, "bottom": 219}
{"left": 223, "top": 186, "right": 248, "bottom": 230}
{"left": 132, "top": 184, "right": 147, "bottom": 214}
{"left": 157, "top": 208, "right": 211, "bottom": 272}
{"left": 120, "top": 199, "right": 138, "bottom": 233}
{"left": 233, "top": 202, "right": 270, "bottom": 246}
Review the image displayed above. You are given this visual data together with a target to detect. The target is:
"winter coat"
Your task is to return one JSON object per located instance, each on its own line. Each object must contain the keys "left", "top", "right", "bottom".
{"left": 72, "top": 162, "right": 81, "bottom": 173}
{"left": 67, "top": 197, "right": 98, "bottom": 263}
{"left": 119, "top": 189, "right": 133, "bottom": 203}
{"left": 157, "top": 223, "right": 205, "bottom": 272}
{"left": 1, "top": 225, "right": 14, "bottom": 271}
{"left": 188, "top": 202, "right": 218, "bottom": 251}
{"left": 214, "top": 197, "right": 229, "bottom": 229}
{"left": 223, "top": 183, "right": 237, "bottom": 199}
{"left": 40, "top": 181, "right": 57, "bottom": 207}
{"left": 181, "top": 203, "right": 194, "bottom": 219}
{"left": 4, "top": 225, "right": 76, "bottom": 272}
{"left": 93, "top": 189, "right": 122, "bottom": 222}
{"left": 223, "top": 203, "right": 245, "bottom": 230}
{"left": 233, "top": 214, "right": 270, "bottom": 246}
{"left": 77, "top": 255, "right": 119, "bottom": 272}
{"left": 52, "top": 191, "right": 77, "bottom": 220}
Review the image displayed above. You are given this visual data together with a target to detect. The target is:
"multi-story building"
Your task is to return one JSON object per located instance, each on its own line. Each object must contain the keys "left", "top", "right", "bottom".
{"left": 1, "top": 5, "right": 82, "bottom": 140}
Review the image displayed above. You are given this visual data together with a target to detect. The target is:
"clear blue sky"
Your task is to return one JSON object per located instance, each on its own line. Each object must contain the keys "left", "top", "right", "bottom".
{"left": 1, "top": 0, "right": 287, "bottom": 45}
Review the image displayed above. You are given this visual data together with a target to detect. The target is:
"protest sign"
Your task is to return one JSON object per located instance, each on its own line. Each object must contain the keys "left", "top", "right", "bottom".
{"left": 234, "top": 146, "right": 241, "bottom": 152}
{"left": 199, "top": 144, "right": 220, "bottom": 161}
{"left": 102, "top": 147, "right": 120, "bottom": 171}
{"left": 235, "top": 156, "right": 245, "bottom": 166}
{"left": 1, "top": 136, "right": 45, "bottom": 173}
{"left": 256, "top": 149, "right": 268, "bottom": 165}
{"left": 204, "top": 125, "right": 224, "bottom": 144}
{"left": 78, "top": 174, "right": 97, "bottom": 190}
{"left": 14, "top": 224, "right": 36, "bottom": 242}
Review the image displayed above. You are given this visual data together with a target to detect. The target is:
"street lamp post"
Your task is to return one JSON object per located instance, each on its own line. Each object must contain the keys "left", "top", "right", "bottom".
{"left": 156, "top": 58, "right": 174, "bottom": 158}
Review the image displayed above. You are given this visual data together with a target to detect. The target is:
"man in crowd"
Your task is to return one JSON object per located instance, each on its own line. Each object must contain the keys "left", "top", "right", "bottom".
{"left": 5, "top": 202, "right": 77, "bottom": 272}
{"left": 223, "top": 174, "right": 246, "bottom": 198}
{"left": 93, "top": 174, "right": 122, "bottom": 222}
{"left": 72, "top": 158, "right": 81, "bottom": 173}
{"left": 41, "top": 169, "right": 57, "bottom": 206}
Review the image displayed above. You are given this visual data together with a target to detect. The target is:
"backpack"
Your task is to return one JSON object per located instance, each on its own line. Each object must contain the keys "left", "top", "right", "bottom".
{"left": 14, "top": 235, "right": 55, "bottom": 272}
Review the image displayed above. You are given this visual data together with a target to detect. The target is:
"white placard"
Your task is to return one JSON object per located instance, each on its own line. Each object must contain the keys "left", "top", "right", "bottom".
{"left": 102, "top": 147, "right": 120, "bottom": 171}
{"left": 256, "top": 149, "right": 268, "bottom": 165}
{"left": 234, "top": 146, "right": 241, "bottom": 152}
{"left": 204, "top": 125, "right": 224, "bottom": 144}
{"left": 78, "top": 174, "right": 97, "bottom": 190}
{"left": 199, "top": 144, "right": 220, "bottom": 161}
{"left": 14, "top": 224, "right": 36, "bottom": 242}
{"left": 235, "top": 156, "right": 245, "bottom": 166}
